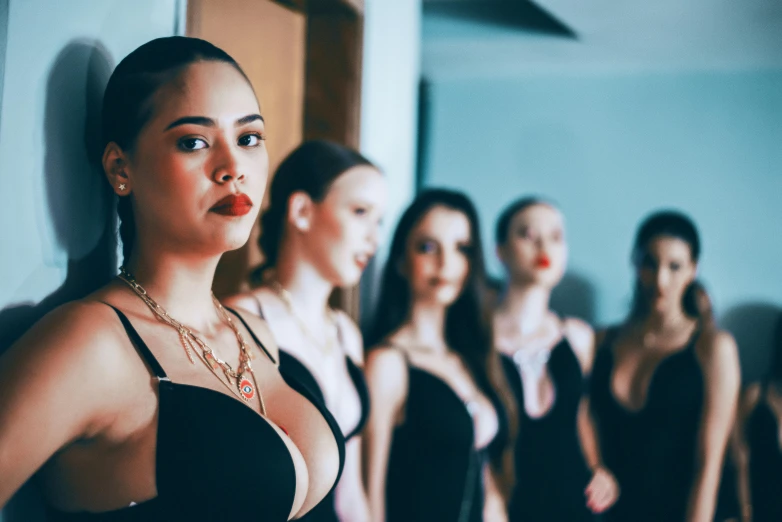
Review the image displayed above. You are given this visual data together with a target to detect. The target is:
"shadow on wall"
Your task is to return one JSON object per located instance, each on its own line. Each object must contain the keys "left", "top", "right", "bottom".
{"left": 550, "top": 271, "right": 598, "bottom": 325}
{"left": 0, "top": 39, "right": 116, "bottom": 522}
{"left": 720, "top": 302, "right": 781, "bottom": 384}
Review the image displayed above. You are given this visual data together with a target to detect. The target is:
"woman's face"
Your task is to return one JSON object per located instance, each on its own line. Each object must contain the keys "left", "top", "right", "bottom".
{"left": 304, "top": 165, "right": 387, "bottom": 287}
{"left": 499, "top": 204, "right": 567, "bottom": 289}
{"left": 637, "top": 235, "right": 697, "bottom": 316}
{"left": 123, "top": 61, "right": 268, "bottom": 257}
{"left": 405, "top": 205, "right": 473, "bottom": 307}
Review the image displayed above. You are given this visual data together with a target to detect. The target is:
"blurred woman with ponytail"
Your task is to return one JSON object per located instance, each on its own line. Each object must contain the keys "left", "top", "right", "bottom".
{"left": 226, "top": 140, "right": 386, "bottom": 522}
{"left": 590, "top": 210, "right": 741, "bottom": 522}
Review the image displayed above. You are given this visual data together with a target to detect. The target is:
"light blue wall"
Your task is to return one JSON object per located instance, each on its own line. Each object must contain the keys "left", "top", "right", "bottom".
{"left": 421, "top": 68, "right": 782, "bottom": 380}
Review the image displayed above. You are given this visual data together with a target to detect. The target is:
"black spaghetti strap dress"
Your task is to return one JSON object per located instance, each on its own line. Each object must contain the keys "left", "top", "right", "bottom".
{"left": 384, "top": 349, "right": 505, "bottom": 522}
{"left": 746, "top": 383, "right": 782, "bottom": 522}
{"left": 257, "top": 300, "right": 370, "bottom": 522}
{"left": 502, "top": 337, "right": 596, "bottom": 522}
{"left": 48, "top": 306, "right": 345, "bottom": 522}
{"left": 590, "top": 328, "right": 736, "bottom": 522}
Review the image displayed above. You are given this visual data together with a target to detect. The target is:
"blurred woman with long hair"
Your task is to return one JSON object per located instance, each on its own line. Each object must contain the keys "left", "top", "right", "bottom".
{"left": 590, "top": 210, "right": 740, "bottom": 522}
{"left": 364, "top": 189, "right": 516, "bottom": 522}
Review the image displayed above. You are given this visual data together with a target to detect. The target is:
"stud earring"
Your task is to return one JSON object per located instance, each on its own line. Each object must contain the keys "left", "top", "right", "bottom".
{"left": 118, "top": 183, "right": 126, "bottom": 191}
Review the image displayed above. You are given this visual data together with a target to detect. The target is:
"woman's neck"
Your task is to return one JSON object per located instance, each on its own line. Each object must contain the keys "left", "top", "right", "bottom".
{"left": 123, "top": 250, "right": 222, "bottom": 333}
{"left": 403, "top": 300, "right": 448, "bottom": 354}
{"left": 272, "top": 246, "right": 334, "bottom": 320}
{"left": 498, "top": 283, "right": 551, "bottom": 336}
{"left": 642, "top": 307, "right": 692, "bottom": 333}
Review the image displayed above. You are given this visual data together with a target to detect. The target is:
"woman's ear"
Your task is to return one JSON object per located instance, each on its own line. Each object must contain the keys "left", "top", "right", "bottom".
{"left": 288, "top": 191, "right": 314, "bottom": 232}
{"left": 102, "top": 142, "right": 131, "bottom": 196}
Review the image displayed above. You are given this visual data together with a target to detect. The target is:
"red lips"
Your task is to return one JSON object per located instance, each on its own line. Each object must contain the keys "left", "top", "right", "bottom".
{"left": 535, "top": 255, "right": 551, "bottom": 269}
{"left": 210, "top": 193, "right": 253, "bottom": 216}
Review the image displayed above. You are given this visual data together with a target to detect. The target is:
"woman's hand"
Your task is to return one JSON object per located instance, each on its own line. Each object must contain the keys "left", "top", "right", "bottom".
{"left": 585, "top": 466, "right": 620, "bottom": 514}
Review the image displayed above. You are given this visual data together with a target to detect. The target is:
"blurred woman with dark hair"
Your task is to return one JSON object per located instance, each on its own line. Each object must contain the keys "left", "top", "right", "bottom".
{"left": 733, "top": 313, "right": 782, "bottom": 521}
{"left": 493, "top": 197, "right": 619, "bottom": 521}
{"left": 226, "top": 140, "right": 386, "bottom": 522}
{"left": 590, "top": 210, "right": 741, "bottom": 522}
{"left": 364, "top": 188, "right": 516, "bottom": 522}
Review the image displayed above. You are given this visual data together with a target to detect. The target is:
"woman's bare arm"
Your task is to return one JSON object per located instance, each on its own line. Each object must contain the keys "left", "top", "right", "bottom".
{"left": 0, "top": 301, "right": 131, "bottom": 507}
{"left": 567, "top": 319, "right": 620, "bottom": 513}
{"left": 363, "top": 347, "right": 408, "bottom": 522}
{"left": 686, "top": 331, "right": 741, "bottom": 522}
{"left": 732, "top": 383, "right": 761, "bottom": 522}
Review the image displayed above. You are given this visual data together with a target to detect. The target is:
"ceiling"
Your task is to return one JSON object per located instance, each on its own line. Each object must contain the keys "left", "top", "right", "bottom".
{"left": 422, "top": 0, "right": 782, "bottom": 78}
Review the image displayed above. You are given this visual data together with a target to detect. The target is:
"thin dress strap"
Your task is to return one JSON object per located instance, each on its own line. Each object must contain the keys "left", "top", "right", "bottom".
{"left": 252, "top": 293, "right": 265, "bottom": 319}
{"left": 104, "top": 304, "right": 168, "bottom": 379}
{"left": 226, "top": 307, "right": 278, "bottom": 365}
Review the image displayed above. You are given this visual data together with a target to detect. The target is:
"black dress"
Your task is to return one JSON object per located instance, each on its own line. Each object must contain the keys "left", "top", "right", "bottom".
{"left": 384, "top": 349, "right": 504, "bottom": 522}
{"left": 590, "top": 328, "right": 736, "bottom": 522}
{"left": 502, "top": 338, "right": 595, "bottom": 522}
{"left": 277, "top": 352, "right": 371, "bottom": 522}
{"left": 259, "top": 301, "right": 371, "bottom": 522}
{"left": 746, "top": 384, "right": 782, "bottom": 522}
{"left": 48, "top": 306, "right": 345, "bottom": 522}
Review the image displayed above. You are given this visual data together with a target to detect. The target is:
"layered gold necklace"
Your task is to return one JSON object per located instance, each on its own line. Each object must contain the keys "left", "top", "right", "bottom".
{"left": 117, "top": 266, "right": 267, "bottom": 416}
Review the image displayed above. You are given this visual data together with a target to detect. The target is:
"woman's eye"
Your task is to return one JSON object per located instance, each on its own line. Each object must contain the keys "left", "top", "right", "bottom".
{"left": 239, "top": 133, "right": 265, "bottom": 147}
{"left": 417, "top": 241, "right": 437, "bottom": 254}
{"left": 516, "top": 227, "right": 534, "bottom": 240}
{"left": 178, "top": 137, "right": 208, "bottom": 151}
{"left": 354, "top": 207, "right": 368, "bottom": 216}
{"left": 670, "top": 262, "right": 681, "bottom": 271}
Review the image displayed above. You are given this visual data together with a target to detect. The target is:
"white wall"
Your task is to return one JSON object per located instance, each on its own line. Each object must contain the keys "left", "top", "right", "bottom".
{"left": 358, "top": 0, "right": 421, "bottom": 327}
{"left": 0, "top": 1, "right": 180, "bottom": 519}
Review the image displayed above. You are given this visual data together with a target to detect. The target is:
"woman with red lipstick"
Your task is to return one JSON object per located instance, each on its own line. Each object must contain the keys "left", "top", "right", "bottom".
{"left": 493, "top": 197, "right": 619, "bottom": 522}
{"left": 0, "top": 37, "right": 344, "bottom": 521}
{"left": 590, "top": 210, "right": 740, "bottom": 522}
{"left": 225, "top": 140, "right": 386, "bottom": 522}
{"left": 364, "top": 189, "right": 516, "bottom": 522}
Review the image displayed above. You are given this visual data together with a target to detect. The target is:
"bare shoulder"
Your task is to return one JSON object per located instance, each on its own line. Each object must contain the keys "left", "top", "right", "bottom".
{"left": 695, "top": 329, "right": 740, "bottom": 387}
{"left": 1, "top": 299, "right": 142, "bottom": 429}
{"left": 365, "top": 346, "right": 408, "bottom": 392}
{"left": 334, "top": 310, "right": 364, "bottom": 365}
{"left": 228, "top": 306, "right": 280, "bottom": 361}
{"left": 11, "top": 299, "right": 131, "bottom": 368}
{"left": 563, "top": 317, "right": 594, "bottom": 351}
{"left": 739, "top": 382, "right": 762, "bottom": 415}
{"left": 696, "top": 329, "right": 739, "bottom": 364}
{"left": 222, "top": 291, "right": 261, "bottom": 316}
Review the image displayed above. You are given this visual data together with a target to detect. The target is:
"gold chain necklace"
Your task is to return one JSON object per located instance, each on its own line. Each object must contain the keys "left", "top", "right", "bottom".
{"left": 270, "top": 280, "right": 338, "bottom": 356}
{"left": 117, "top": 266, "right": 267, "bottom": 416}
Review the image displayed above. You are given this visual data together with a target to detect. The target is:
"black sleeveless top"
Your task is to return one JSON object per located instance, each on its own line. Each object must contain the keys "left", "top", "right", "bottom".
{"left": 501, "top": 338, "right": 595, "bottom": 522}
{"left": 384, "top": 348, "right": 505, "bottom": 522}
{"left": 48, "top": 306, "right": 345, "bottom": 522}
{"left": 257, "top": 301, "right": 370, "bottom": 522}
{"left": 747, "top": 385, "right": 782, "bottom": 522}
{"left": 591, "top": 328, "right": 737, "bottom": 522}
